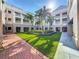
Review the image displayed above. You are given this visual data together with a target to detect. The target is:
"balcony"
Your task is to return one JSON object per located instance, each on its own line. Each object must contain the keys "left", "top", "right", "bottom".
{"left": 62, "top": 18, "right": 68, "bottom": 23}
{"left": 55, "top": 19, "right": 60, "bottom": 24}
{"left": 23, "top": 19, "right": 29, "bottom": 23}
{"left": 62, "top": 12, "right": 67, "bottom": 16}
{"left": 15, "top": 12, "right": 21, "bottom": 17}
{"left": 5, "top": 18, "right": 13, "bottom": 24}
{"left": 15, "top": 17, "right": 21, "bottom": 23}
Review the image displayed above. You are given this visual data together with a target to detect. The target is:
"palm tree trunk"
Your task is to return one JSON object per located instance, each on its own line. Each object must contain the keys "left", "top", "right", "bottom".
{"left": 42, "top": 17, "right": 45, "bottom": 34}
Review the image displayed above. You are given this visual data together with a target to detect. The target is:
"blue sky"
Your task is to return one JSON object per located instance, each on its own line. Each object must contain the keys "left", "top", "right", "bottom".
{"left": 6, "top": 0, "right": 67, "bottom": 13}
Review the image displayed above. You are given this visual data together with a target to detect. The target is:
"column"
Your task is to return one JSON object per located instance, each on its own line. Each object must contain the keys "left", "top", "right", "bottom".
{"left": 77, "top": 0, "right": 79, "bottom": 49}
{"left": 60, "top": 27, "right": 62, "bottom": 32}
{"left": 0, "top": 0, "right": 3, "bottom": 48}
{"left": 12, "top": 11, "right": 15, "bottom": 33}
{"left": 21, "top": 14, "right": 23, "bottom": 24}
{"left": 21, "top": 27, "right": 23, "bottom": 32}
{"left": 0, "top": 0, "right": 3, "bottom": 36}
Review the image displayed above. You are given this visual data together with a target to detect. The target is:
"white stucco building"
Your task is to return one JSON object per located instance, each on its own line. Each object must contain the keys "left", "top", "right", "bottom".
{"left": 52, "top": 6, "right": 68, "bottom": 32}
{"left": 1, "top": 2, "right": 69, "bottom": 33}
{"left": 2, "top": 3, "right": 32, "bottom": 33}
{"left": 68, "top": 0, "right": 79, "bottom": 49}
{"left": 54, "top": 1, "right": 79, "bottom": 59}
{"left": 33, "top": 6, "right": 69, "bottom": 32}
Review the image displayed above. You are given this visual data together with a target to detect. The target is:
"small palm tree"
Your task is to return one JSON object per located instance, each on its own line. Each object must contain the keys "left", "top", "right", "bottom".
{"left": 35, "top": 20, "right": 41, "bottom": 25}
{"left": 47, "top": 15, "right": 54, "bottom": 31}
{"left": 35, "top": 6, "right": 51, "bottom": 33}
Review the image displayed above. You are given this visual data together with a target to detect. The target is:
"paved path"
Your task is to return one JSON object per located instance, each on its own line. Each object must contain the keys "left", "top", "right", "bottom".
{"left": 0, "top": 34, "right": 48, "bottom": 59}
{"left": 54, "top": 32, "right": 79, "bottom": 59}
{"left": 60, "top": 32, "right": 76, "bottom": 49}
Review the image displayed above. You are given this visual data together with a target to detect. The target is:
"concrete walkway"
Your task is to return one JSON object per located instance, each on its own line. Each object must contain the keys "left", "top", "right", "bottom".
{"left": 54, "top": 32, "right": 79, "bottom": 59}
{"left": 0, "top": 34, "right": 48, "bottom": 59}
{"left": 60, "top": 32, "right": 76, "bottom": 49}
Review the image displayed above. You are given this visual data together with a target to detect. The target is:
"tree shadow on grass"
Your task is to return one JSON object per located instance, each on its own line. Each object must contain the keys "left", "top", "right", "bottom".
{"left": 23, "top": 35, "right": 37, "bottom": 42}
{"left": 30, "top": 36, "right": 40, "bottom": 46}
{"left": 35, "top": 38, "right": 59, "bottom": 59}
{"left": 35, "top": 39, "right": 53, "bottom": 56}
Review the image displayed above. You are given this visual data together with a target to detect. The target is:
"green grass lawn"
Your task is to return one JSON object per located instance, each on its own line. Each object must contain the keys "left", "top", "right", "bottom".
{"left": 16, "top": 32, "right": 61, "bottom": 59}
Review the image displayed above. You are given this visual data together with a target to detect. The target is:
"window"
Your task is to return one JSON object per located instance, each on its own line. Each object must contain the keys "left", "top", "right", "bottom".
{"left": 16, "top": 27, "right": 21, "bottom": 32}
{"left": 23, "top": 19, "right": 29, "bottom": 22}
{"left": 8, "top": 27, "right": 11, "bottom": 30}
{"left": 62, "top": 12, "right": 67, "bottom": 15}
{"left": 62, "top": 27, "right": 67, "bottom": 32}
{"left": 56, "top": 14, "right": 60, "bottom": 16}
{"left": 62, "top": 18, "right": 67, "bottom": 22}
{"left": 24, "top": 27, "right": 29, "bottom": 32}
{"left": 31, "top": 27, "right": 34, "bottom": 30}
{"left": 45, "top": 27, "right": 48, "bottom": 30}
{"left": 8, "top": 18, "right": 11, "bottom": 21}
{"left": 15, "top": 12, "right": 21, "bottom": 16}
{"left": 55, "top": 19, "right": 60, "bottom": 23}
{"left": 40, "top": 28, "right": 41, "bottom": 30}
{"left": 15, "top": 17, "right": 21, "bottom": 22}
{"left": 56, "top": 27, "right": 60, "bottom": 32}
{"left": 8, "top": 10, "right": 11, "bottom": 13}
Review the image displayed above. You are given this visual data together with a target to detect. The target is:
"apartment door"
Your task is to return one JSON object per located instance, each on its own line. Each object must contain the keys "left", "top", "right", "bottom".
{"left": 6, "top": 27, "right": 12, "bottom": 33}
{"left": 3, "top": 25, "right": 6, "bottom": 34}
{"left": 56, "top": 27, "right": 60, "bottom": 32}
{"left": 16, "top": 27, "right": 21, "bottom": 32}
{"left": 4, "top": 26, "right": 13, "bottom": 33}
{"left": 45, "top": 27, "right": 48, "bottom": 30}
{"left": 62, "top": 27, "right": 67, "bottom": 32}
{"left": 24, "top": 27, "right": 29, "bottom": 32}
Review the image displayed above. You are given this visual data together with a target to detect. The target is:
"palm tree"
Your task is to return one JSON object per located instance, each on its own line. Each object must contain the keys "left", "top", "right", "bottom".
{"left": 47, "top": 15, "right": 54, "bottom": 31}
{"left": 35, "top": 20, "right": 41, "bottom": 25}
{"left": 35, "top": 6, "right": 52, "bottom": 33}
